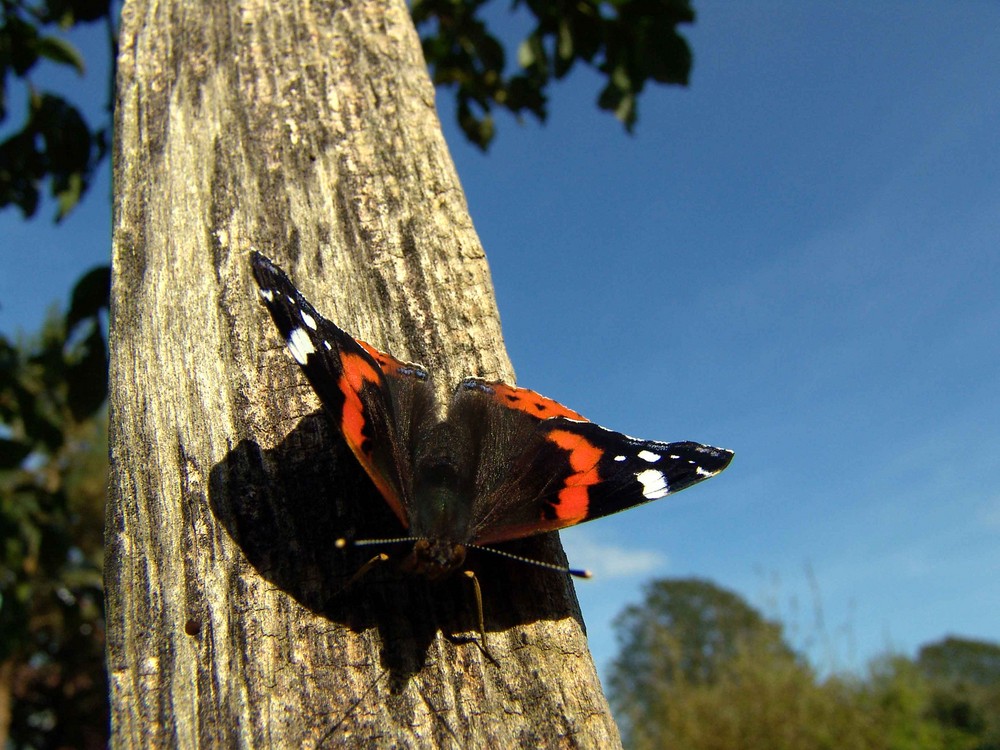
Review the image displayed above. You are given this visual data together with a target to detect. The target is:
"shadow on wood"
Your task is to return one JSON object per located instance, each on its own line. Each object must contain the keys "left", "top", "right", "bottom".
{"left": 207, "top": 410, "right": 585, "bottom": 684}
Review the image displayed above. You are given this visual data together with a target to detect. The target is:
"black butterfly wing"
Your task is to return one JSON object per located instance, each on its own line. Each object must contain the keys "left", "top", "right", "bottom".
{"left": 250, "top": 252, "right": 435, "bottom": 529}
{"left": 448, "top": 378, "right": 733, "bottom": 546}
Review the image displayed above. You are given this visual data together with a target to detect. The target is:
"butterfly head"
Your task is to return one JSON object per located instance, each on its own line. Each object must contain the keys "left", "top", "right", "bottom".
{"left": 402, "top": 538, "right": 468, "bottom": 580}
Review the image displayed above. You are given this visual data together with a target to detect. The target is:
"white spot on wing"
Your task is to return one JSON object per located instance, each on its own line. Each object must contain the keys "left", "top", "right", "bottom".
{"left": 323, "top": 341, "right": 332, "bottom": 350}
{"left": 637, "top": 449, "right": 661, "bottom": 463}
{"left": 696, "top": 466, "right": 715, "bottom": 478}
{"left": 259, "top": 288, "right": 274, "bottom": 302}
{"left": 613, "top": 455, "right": 627, "bottom": 462}
{"left": 636, "top": 469, "right": 669, "bottom": 500}
{"left": 301, "top": 311, "right": 317, "bottom": 330}
{"left": 287, "top": 327, "right": 316, "bottom": 365}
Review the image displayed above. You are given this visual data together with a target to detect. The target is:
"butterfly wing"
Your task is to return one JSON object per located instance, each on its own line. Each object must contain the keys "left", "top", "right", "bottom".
{"left": 250, "top": 252, "right": 435, "bottom": 529}
{"left": 449, "top": 378, "right": 733, "bottom": 546}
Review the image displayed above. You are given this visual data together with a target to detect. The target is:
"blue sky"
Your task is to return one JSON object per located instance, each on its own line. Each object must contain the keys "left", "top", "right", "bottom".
{"left": 3, "top": 2, "right": 998, "bottom": 682}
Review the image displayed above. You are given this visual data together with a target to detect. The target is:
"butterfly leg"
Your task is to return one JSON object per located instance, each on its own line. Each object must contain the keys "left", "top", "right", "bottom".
{"left": 344, "top": 552, "right": 391, "bottom": 589}
{"left": 462, "top": 570, "right": 498, "bottom": 666}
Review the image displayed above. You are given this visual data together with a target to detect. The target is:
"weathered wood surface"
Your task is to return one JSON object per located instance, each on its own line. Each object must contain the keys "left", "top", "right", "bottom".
{"left": 106, "top": 0, "right": 621, "bottom": 746}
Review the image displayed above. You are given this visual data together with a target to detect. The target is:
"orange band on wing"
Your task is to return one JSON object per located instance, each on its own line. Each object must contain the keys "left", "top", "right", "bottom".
{"left": 339, "top": 352, "right": 382, "bottom": 453}
{"left": 337, "top": 350, "right": 408, "bottom": 525}
{"left": 546, "top": 428, "right": 602, "bottom": 525}
{"left": 356, "top": 339, "right": 394, "bottom": 375}
{"left": 489, "top": 382, "right": 587, "bottom": 421}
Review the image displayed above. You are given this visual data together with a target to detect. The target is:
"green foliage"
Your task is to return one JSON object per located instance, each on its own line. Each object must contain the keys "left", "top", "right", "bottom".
{"left": 609, "top": 578, "right": 805, "bottom": 749}
{"left": 3, "top": 0, "right": 693, "bottom": 224}
{"left": 0, "top": 268, "right": 110, "bottom": 748}
{"left": 858, "top": 656, "right": 950, "bottom": 750}
{"left": 412, "top": 0, "right": 695, "bottom": 149}
{"left": 0, "top": 0, "right": 112, "bottom": 221}
{"left": 608, "top": 577, "right": 1000, "bottom": 750}
{"left": 918, "top": 637, "right": 1000, "bottom": 750}
{"left": 918, "top": 637, "right": 1000, "bottom": 689}
{"left": 609, "top": 577, "right": 794, "bottom": 692}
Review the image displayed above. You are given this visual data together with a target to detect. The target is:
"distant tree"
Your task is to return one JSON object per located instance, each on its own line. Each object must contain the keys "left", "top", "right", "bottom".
{"left": 608, "top": 577, "right": 804, "bottom": 749}
{"left": 918, "top": 637, "right": 1000, "bottom": 750}
{"left": 606, "top": 578, "right": 995, "bottom": 750}
{"left": 0, "top": 269, "right": 110, "bottom": 748}
{"left": 609, "top": 577, "right": 794, "bottom": 688}
{"left": 918, "top": 636, "right": 1000, "bottom": 688}
{"left": 859, "top": 655, "right": 951, "bottom": 750}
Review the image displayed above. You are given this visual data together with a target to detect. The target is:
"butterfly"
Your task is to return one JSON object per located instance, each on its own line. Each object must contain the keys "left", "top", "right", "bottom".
{"left": 250, "top": 251, "right": 733, "bottom": 584}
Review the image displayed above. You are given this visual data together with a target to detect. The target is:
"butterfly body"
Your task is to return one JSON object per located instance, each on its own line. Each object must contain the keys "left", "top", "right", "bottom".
{"left": 250, "top": 252, "right": 733, "bottom": 579}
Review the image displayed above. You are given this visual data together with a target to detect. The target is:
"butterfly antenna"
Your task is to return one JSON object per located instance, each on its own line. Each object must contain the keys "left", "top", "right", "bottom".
{"left": 467, "top": 543, "right": 593, "bottom": 579}
{"left": 337, "top": 537, "right": 593, "bottom": 578}
{"left": 336, "top": 536, "right": 417, "bottom": 548}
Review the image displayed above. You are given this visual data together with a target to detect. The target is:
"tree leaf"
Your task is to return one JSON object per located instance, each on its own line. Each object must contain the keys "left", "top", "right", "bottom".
{"left": 517, "top": 37, "right": 535, "bottom": 69}
{"left": 0, "top": 128, "right": 44, "bottom": 217}
{"left": 67, "top": 327, "right": 108, "bottom": 421}
{"left": 35, "top": 94, "right": 95, "bottom": 220}
{"left": 0, "top": 438, "right": 32, "bottom": 469}
{"left": 518, "top": 33, "right": 546, "bottom": 75}
{"left": 66, "top": 266, "right": 111, "bottom": 336}
{"left": 19, "top": 396, "right": 65, "bottom": 452}
{"left": 557, "top": 19, "right": 573, "bottom": 63}
{"left": 6, "top": 15, "right": 41, "bottom": 76}
{"left": 55, "top": 171, "right": 84, "bottom": 220}
{"left": 40, "top": 0, "right": 113, "bottom": 26}
{"left": 36, "top": 36, "right": 86, "bottom": 75}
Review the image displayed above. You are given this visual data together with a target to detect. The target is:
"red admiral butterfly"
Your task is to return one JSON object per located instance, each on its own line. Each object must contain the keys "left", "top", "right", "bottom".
{"left": 251, "top": 251, "right": 733, "bottom": 583}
